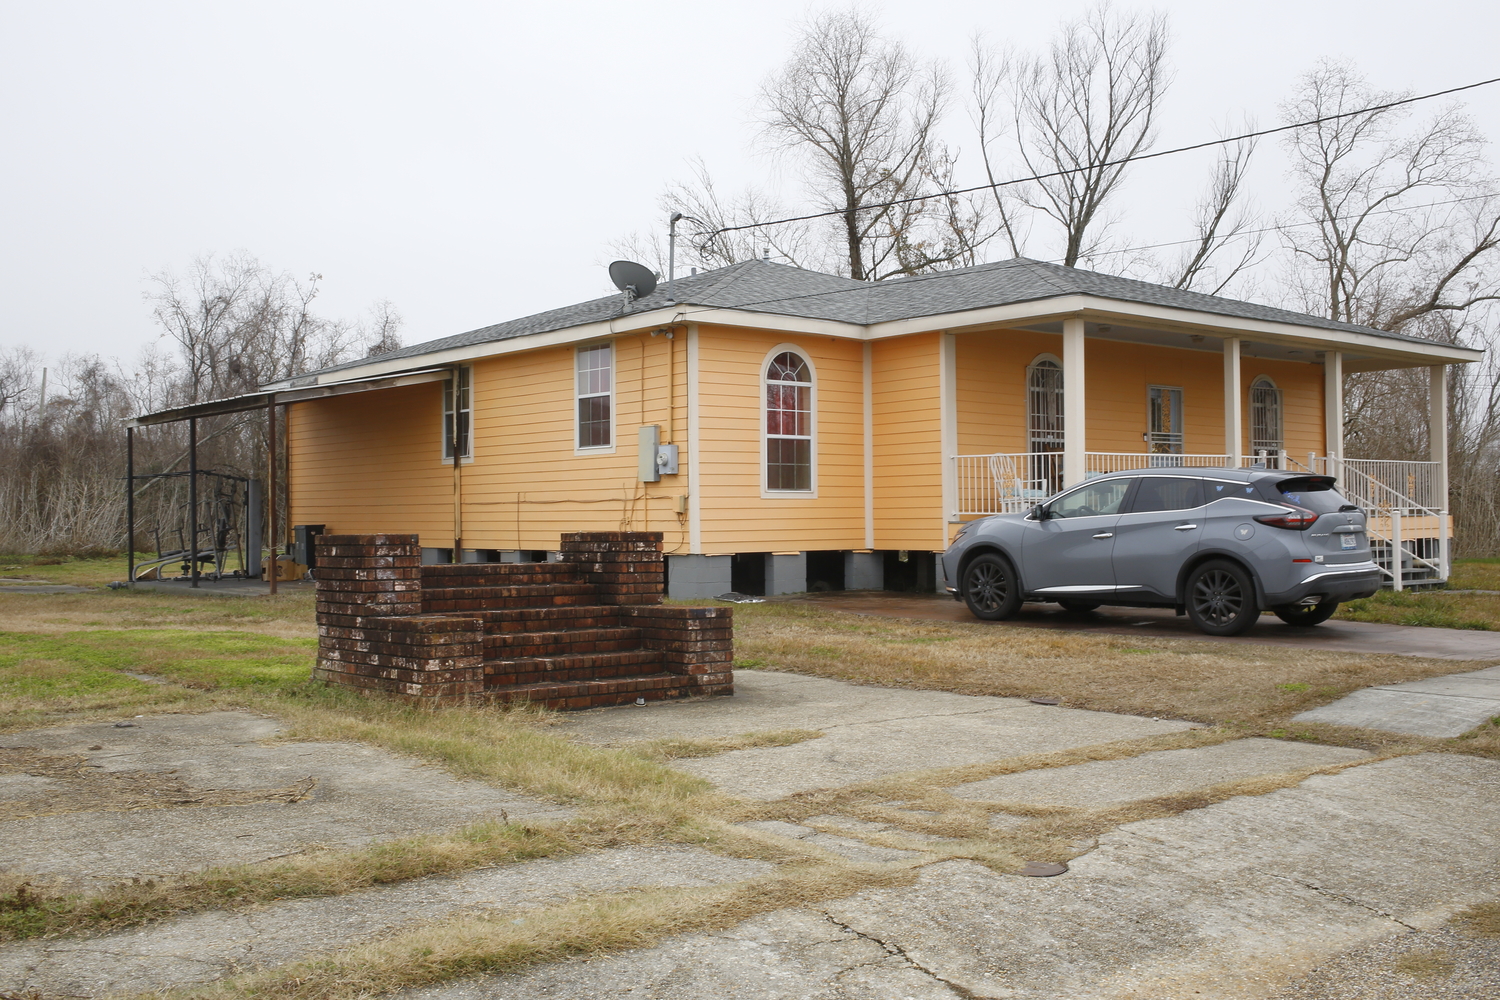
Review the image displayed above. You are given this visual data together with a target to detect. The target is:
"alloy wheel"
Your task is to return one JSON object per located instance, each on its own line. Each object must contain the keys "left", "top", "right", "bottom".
{"left": 1192, "top": 569, "right": 1243, "bottom": 626}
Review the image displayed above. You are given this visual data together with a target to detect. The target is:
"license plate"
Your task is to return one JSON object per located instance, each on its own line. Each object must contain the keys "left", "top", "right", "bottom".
{"left": 1340, "top": 534, "right": 1358, "bottom": 549}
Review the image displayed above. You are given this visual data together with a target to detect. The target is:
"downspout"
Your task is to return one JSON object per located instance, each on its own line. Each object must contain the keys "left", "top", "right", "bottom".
{"left": 267, "top": 395, "right": 278, "bottom": 595}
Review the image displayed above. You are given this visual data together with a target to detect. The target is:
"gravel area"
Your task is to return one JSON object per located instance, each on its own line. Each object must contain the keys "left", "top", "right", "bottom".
{"left": 1272, "top": 923, "right": 1500, "bottom": 999}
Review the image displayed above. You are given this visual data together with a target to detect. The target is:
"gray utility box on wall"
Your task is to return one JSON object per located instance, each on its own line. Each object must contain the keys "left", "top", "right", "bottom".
{"left": 637, "top": 425, "right": 678, "bottom": 481}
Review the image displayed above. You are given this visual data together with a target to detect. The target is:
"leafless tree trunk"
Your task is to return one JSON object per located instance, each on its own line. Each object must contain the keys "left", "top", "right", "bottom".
{"left": 1168, "top": 128, "right": 1263, "bottom": 294}
{"left": 1010, "top": 2, "right": 1170, "bottom": 268}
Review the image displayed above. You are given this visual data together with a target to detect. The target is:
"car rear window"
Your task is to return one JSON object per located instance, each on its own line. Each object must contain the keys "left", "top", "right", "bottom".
{"left": 1271, "top": 477, "right": 1353, "bottom": 514}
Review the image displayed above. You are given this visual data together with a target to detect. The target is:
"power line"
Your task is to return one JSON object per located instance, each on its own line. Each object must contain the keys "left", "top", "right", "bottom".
{"left": 699, "top": 74, "right": 1500, "bottom": 240}
{"left": 1064, "top": 192, "right": 1498, "bottom": 262}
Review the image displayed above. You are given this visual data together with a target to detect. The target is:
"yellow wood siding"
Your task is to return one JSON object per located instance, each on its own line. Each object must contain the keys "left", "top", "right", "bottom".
{"left": 954, "top": 333, "right": 1327, "bottom": 459}
{"left": 695, "top": 325, "right": 865, "bottom": 552}
{"left": 286, "top": 382, "right": 454, "bottom": 542}
{"left": 872, "top": 332, "right": 944, "bottom": 550}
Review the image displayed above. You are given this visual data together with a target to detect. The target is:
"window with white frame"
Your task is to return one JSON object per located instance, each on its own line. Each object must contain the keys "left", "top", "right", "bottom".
{"left": 576, "top": 343, "right": 613, "bottom": 449}
{"left": 1147, "top": 385, "right": 1184, "bottom": 460}
{"left": 1250, "top": 376, "right": 1284, "bottom": 465}
{"left": 765, "top": 350, "right": 812, "bottom": 491}
{"left": 442, "top": 366, "right": 472, "bottom": 460}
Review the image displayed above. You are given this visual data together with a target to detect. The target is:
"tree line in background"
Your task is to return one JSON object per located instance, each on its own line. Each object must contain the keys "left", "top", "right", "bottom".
{"left": 0, "top": 253, "right": 401, "bottom": 557}
{"left": 3, "top": 2, "right": 1500, "bottom": 558}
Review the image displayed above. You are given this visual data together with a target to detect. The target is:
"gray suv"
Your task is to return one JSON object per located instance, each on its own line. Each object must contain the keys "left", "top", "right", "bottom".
{"left": 941, "top": 468, "right": 1382, "bottom": 636}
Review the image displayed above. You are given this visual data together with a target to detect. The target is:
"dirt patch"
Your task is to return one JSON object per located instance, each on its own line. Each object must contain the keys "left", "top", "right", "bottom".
{"left": 0, "top": 747, "right": 316, "bottom": 820}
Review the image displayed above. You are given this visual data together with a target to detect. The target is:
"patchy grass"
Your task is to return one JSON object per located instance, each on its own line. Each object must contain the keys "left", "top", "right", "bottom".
{"left": 623, "top": 729, "right": 825, "bottom": 762}
{"left": 1450, "top": 557, "right": 1500, "bottom": 592}
{"left": 726, "top": 601, "right": 1493, "bottom": 737}
{"left": 0, "top": 586, "right": 318, "bottom": 638}
{"left": 1456, "top": 899, "right": 1500, "bottom": 937}
{"left": 0, "top": 552, "right": 139, "bottom": 587}
{"left": 1337, "top": 587, "right": 1498, "bottom": 631}
{"left": 172, "top": 864, "right": 908, "bottom": 1000}
{"left": 1392, "top": 948, "right": 1455, "bottom": 977}
{"left": 0, "top": 819, "right": 570, "bottom": 942}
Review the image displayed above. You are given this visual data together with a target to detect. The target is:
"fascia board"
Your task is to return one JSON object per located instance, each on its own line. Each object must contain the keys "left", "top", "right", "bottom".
{"left": 260, "top": 307, "right": 694, "bottom": 389}
{"left": 865, "top": 294, "right": 1484, "bottom": 364}
{"left": 680, "top": 307, "right": 866, "bottom": 339}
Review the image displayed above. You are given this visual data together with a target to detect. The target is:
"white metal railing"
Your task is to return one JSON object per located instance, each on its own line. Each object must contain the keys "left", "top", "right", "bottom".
{"left": 951, "top": 450, "right": 1450, "bottom": 588}
{"left": 954, "top": 452, "right": 1062, "bottom": 515}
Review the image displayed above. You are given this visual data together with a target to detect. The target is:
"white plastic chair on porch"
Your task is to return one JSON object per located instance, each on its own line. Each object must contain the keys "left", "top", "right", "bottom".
{"left": 990, "top": 454, "right": 1049, "bottom": 513}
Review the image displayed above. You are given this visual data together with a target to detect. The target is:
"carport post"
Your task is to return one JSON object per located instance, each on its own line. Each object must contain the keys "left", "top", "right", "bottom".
{"left": 1323, "top": 351, "right": 1343, "bottom": 478}
{"left": 189, "top": 417, "right": 199, "bottom": 588}
{"left": 126, "top": 427, "right": 135, "bottom": 587}
{"left": 1062, "top": 317, "right": 1087, "bottom": 487}
{"left": 268, "top": 396, "right": 277, "bottom": 596}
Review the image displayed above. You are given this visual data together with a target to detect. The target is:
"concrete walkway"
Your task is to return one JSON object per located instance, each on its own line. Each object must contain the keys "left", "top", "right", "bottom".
{"left": 415, "top": 674, "right": 1500, "bottom": 999}
{"left": 788, "top": 591, "right": 1500, "bottom": 661}
{"left": 1293, "top": 663, "right": 1500, "bottom": 736}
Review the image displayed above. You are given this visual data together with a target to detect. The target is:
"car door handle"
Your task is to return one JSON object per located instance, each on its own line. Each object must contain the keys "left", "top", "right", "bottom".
{"left": 1174, "top": 524, "right": 1198, "bottom": 530}
{"left": 1092, "top": 532, "right": 1114, "bottom": 539}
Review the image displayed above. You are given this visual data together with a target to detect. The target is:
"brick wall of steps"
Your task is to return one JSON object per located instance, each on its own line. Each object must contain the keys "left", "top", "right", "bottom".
{"left": 313, "top": 531, "right": 733, "bottom": 708}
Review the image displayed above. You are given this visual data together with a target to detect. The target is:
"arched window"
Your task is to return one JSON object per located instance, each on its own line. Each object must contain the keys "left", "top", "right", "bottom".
{"left": 1026, "top": 356, "right": 1064, "bottom": 490}
{"left": 765, "top": 350, "right": 813, "bottom": 492}
{"left": 1250, "top": 376, "right": 1283, "bottom": 465}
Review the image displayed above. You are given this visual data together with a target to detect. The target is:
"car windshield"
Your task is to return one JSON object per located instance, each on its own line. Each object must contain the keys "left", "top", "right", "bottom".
{"left": 1048, "top": 479, "right": 1131, "bottom": 518}
{"left": 1273, "top": 477, "right": 1354, "bottom": 514}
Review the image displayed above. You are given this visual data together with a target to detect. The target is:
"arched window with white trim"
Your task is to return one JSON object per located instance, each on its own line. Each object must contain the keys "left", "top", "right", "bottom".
{"left": 1250, "top": 375, "right": 1283, "bottom": 465}
{"left": 765, "top": 350, "right": 813, "bottom": 492}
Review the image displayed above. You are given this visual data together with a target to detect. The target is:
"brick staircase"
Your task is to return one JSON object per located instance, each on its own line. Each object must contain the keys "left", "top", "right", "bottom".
{"left": 312, "top": 532, "right": 733, "bottom": 707}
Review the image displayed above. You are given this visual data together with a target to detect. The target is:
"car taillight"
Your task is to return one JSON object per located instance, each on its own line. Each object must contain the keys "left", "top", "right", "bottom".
{"left": 1254, "top": 505, "right": 1319, "bottom": 530}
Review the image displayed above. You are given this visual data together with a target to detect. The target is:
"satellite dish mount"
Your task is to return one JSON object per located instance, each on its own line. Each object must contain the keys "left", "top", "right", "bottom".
{"left": 608, "top": 260, "right": 657, "bottom": 307}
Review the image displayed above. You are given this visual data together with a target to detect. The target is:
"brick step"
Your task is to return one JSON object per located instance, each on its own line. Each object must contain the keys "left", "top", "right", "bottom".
{"left": 474, "top": 606, "right": 625, "bottom": 632}
{"left": 422, "top": 584, "right": 602, "bottom": 612}
{"left": 484, "top": 627, "right": 643, "bottom": 658}
{"left": 487, "top": 672, "right": 708, "bottom": 710}
{"left": 485, "top": 650, "right": 662, "bottom": 687}
{"left": 421, "top": 564, "right": 584, "bottom": 588}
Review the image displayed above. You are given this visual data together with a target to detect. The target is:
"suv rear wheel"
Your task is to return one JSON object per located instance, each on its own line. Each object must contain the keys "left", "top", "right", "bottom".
{"left": 1272, "top": 600, "right": 1339, "bottom": 626}
{"left": 962, "top": 553, "right": 1023, "bottom": 621}
{"left": 1185, "top": 560, "right": 1259, "bottom": 636}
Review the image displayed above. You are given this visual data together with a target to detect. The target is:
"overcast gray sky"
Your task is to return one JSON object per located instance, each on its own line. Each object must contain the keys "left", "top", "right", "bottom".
{"left": 3, "top": 0, "right": 1498, "bottom": 363}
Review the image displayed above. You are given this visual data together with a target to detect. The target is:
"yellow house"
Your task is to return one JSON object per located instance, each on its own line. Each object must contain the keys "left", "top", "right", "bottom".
{"left": 246, "top": 257, "right": 1479, "bottom": 597}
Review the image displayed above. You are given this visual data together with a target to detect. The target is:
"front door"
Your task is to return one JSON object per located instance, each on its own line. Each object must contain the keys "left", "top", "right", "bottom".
{"left": 1111, "top": 476, "right": 1206, "bottom": 601}
{"left": 1019, "top": 478, "right": 1133, "bottom": 596}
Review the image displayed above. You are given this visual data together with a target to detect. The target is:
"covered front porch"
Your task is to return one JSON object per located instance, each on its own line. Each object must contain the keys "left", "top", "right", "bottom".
{"left": 938, "top": 314, "right": 1457, "bottom": 589}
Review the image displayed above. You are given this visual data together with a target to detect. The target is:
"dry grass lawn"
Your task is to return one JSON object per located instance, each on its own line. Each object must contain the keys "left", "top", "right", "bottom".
{"left": 2, "top": 581, "right": 1497, "bottom": 998}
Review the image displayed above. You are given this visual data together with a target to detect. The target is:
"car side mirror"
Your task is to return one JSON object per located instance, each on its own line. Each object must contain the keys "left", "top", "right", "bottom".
{"left": 1032, "top": 503, "right": 1050, "bottom": 520}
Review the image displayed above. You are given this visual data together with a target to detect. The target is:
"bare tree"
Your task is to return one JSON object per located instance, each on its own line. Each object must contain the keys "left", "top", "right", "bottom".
{"left": 1280, "top": 59, "right": 1500, "bottom": 332}
{"left": 1167, "top": 127, "right": 1262, "bottom": 294}
{"left": 361, "top": 299, "right": 405, "bottom": 357}
{"left": 968, "top": 35, "right": 1028, "bottom": 259}
{"left": 1009, "top": 2, "right": 1170, "bottom": 268}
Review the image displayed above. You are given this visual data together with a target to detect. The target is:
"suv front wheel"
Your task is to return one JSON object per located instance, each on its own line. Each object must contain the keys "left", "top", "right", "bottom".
{"left": 1184, "top": 560, "right": 1259, "bottom": 636}
{"left": 962, "top": 553, "right": 1023, "bottom": 621}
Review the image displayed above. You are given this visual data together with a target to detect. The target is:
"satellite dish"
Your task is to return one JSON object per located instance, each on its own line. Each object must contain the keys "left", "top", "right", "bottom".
{"left": 609, "top": 260, "right": 658, "bottom": 301}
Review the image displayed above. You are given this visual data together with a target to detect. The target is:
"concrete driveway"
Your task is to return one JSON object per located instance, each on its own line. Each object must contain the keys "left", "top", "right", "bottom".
{"left": 789, "top": 591, "right": 1500, "bottom": 661}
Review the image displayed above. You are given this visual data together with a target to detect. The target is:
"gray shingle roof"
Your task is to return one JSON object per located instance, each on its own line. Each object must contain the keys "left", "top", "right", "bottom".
{"left": 287, "top": 257, "right": 1440, "bottom": 383}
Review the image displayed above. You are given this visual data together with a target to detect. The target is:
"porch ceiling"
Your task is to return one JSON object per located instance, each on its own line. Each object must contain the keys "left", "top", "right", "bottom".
{"left": 997, "top": 315, "right": 1458, "bottom": 372}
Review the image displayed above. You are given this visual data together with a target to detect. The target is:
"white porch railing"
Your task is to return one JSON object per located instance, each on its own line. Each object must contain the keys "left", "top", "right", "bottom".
{"left": 952, "top": 450, "right": 1449, "bottom": 588}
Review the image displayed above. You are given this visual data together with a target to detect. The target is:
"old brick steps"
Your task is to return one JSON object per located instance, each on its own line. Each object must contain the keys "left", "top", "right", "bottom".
{"left": 312, "top": 532, "right": 733, "bottom": 707}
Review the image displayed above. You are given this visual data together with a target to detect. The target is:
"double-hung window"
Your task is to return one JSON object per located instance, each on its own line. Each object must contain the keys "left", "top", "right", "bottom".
{"left": 576, "top": 343, "right": 613, "bottom": 449}
{"left": 442, "top": 367, "right": 472, "bottom": 460}
{"left": 765, "top": 350, "right": 813, "bottom": 492}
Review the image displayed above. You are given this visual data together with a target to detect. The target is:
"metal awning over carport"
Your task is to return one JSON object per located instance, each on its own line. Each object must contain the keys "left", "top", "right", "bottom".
{"left": 122, "top": 367, "right": 456, "bottom": 592}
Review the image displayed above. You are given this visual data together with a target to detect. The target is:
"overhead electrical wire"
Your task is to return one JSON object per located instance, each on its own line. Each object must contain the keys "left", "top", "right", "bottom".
{"left": 697, "top": 74, "right": 1500, "bottom": 241}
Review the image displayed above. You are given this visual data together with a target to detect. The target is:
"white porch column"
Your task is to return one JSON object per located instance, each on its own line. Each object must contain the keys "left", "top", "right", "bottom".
{"left": 940, "top": 332, "right": 957, "bottom": 530}
{"left": 1323, "top": 351, "right": 1343, "bottom": 475}
{"left": 1223, "top": 336, "right": 1242, "bottom": 467}
{"left": 1063, "top": 317, "right": 1087, "bottom": 487}
{"left": 1429, "top": 364, "right": 1449, "bottom": 509}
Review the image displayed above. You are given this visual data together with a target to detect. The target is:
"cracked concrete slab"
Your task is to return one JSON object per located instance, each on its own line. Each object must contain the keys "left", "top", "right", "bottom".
{"left": 0, "top": 712, "right": 570, "bottom": 886}
{"left": 563, "top": 671, "right": 1194, "bottom": 800}
{"left": 948, "top": 738, "right": 1370, "bottom": 808}
{"left": 736, "top": 820, "right": 923, "bottom": 863}
{"left": 1293, "top": 666, "right": 1500, "bottom": 736}
{"left": 0, "top": 847, "right": 773, "bottom": 998}
{"left": 402, "top": 753, "right": 1500, "bottom": 999}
